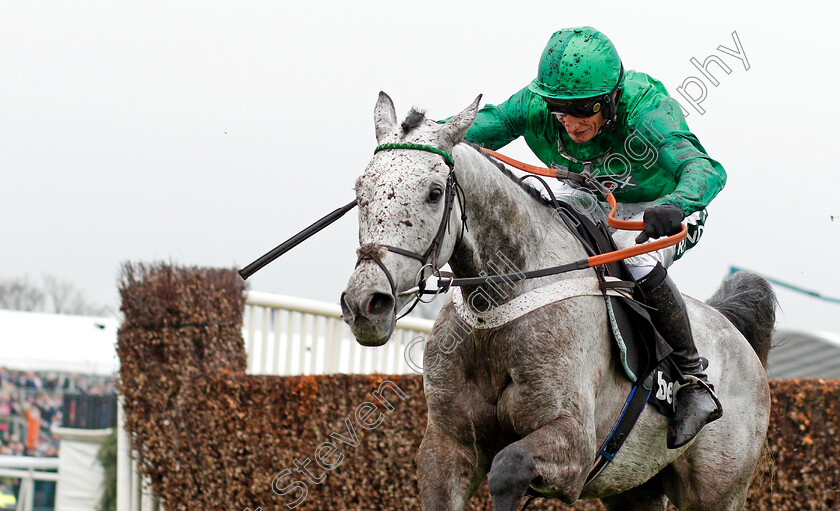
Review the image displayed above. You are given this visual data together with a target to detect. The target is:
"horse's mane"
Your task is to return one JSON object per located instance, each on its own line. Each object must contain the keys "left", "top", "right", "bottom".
{"left": 462, "top": 141, "right": 556, "bottom": 210}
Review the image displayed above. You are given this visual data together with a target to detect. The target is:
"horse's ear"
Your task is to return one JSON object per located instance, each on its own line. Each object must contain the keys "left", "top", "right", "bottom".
{"left": 374, "top": 91, "right": 397, "bottom": 143}
{"left": 438, "top": 94, "right": 482, "bottom": 151}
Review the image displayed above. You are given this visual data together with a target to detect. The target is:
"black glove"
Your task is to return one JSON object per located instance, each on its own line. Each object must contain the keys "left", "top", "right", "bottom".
{"left": 635, "top": 204, "right": 685, "bottom": 244}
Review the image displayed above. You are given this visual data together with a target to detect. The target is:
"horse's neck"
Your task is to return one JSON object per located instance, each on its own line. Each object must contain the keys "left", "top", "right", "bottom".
{"left": 448, "top": 144, "right": 592, "bottom": 307}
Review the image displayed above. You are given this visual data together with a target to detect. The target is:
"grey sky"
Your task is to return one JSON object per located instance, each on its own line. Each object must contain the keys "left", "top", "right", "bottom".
{"left": 3, "top": 1, "right": 839, "bottom": 335}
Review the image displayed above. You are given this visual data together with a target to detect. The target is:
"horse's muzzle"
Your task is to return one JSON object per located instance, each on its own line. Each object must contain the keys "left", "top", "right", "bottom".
{"left": 340, "top": 287, "right": 396, "bottom": 347}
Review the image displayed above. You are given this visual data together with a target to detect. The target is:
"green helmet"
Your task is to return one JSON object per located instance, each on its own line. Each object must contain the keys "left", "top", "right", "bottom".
{"left": 528, "top": 27, "right": 623, "bottom": 100}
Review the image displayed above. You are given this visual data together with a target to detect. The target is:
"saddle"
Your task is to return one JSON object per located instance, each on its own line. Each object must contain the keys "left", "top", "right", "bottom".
{"left": 553, "top": 200, "right": 684, "bottom": 416}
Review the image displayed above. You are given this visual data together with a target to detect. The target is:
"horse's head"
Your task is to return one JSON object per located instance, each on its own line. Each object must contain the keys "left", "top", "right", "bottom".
{"left": 341, "top": 92, "right": 480, "bottom": 346}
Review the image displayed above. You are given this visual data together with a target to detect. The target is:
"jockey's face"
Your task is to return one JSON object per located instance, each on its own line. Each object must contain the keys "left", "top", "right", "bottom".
{"left": 555, "top": 111, "right": 607, "bottom": 143}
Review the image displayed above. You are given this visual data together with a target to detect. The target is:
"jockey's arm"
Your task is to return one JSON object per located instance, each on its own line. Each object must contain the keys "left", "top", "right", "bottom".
{"left": 634, "top": 100, "right": 727, "bottom": 216}
{"left": 656, "top": 137, "right": 727, "bottom": 216}
{"left": 461, "top": 87, "right": 532, "bottom": 150}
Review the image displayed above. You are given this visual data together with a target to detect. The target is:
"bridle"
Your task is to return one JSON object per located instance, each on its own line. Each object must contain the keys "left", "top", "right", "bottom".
{"left": 240, "top": 145, "right": 687, "bottom": 317}
{"left": 355, "top": 143, "right": 691, "bottom": 320}
{"left": 355, "top": 143, "right": 467, "bottom": 318}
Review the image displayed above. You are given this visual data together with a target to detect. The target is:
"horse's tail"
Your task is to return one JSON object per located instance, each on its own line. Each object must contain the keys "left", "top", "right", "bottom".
{"left": 705, "top": 271, "right": 777, "bottom": 368}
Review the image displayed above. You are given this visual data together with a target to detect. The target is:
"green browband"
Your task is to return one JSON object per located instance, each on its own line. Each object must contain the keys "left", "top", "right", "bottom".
{"left": 374, "top": 143, "right": 455, "bottom": 167}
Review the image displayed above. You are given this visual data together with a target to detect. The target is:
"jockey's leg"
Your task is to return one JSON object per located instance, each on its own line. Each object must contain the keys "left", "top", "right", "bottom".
{"left": 606, "top": 206, "right": 721, "bottom": 448}
{"left": 549, "top": 189, "right": 722, "bottom": 447}
{"left": 635, "top": 262, "right": 722, "bottom": 448}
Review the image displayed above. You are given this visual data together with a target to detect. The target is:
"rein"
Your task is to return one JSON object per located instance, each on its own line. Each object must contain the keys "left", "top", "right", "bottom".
{"left": 403, "top": 147, "right": 688, "bottom": 296}
{"left": 481, "top": 147, "right": 687, "bottom": 266}
{"left": 238, "top": 144, "right": 687, "bottom": 313}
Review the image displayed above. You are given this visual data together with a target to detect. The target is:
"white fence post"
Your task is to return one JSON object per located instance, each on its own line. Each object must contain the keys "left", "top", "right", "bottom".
{"left": 242, "top": 291, "right": 434, "bottom": 376}
{"left": 116, "top": 399, "right": 132, "bottom": 511}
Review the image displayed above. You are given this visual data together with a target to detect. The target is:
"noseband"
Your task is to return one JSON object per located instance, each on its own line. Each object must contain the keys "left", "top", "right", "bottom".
{"left": 355, "top": 143, "right": 467, "bottom": 318}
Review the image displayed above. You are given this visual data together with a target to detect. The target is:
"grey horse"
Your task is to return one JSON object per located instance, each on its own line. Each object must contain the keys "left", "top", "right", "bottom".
{"left": 341, "top": 93, "right": 776, "bottom": 511}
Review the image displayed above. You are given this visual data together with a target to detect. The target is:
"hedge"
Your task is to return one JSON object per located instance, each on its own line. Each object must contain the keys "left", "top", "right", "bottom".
{"left": 118, "top": 264, "right": 839, "bottom": 510}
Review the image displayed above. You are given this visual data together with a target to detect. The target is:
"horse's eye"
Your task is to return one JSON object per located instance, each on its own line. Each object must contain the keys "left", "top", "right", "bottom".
{"left": 428, "top": 187, "right": 444, "bottom": 203}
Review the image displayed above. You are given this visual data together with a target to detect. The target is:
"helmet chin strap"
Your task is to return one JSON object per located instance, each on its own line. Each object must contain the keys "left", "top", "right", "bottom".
{"left": 597, "top": 64, "right": 624, "bottom": 135}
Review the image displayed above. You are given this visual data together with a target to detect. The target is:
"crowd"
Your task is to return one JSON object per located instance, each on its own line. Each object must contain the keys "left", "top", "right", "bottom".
{"left": 0, "top": 367, "right": 116, "bottom": 457}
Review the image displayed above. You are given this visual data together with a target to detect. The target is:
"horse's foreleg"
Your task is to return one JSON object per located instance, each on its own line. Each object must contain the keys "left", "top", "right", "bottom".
{"left": 416, "top": 428, "right": 486, "bottom": 511}
{"left": 488, "top": 414, "right": 594, "bottom": 511}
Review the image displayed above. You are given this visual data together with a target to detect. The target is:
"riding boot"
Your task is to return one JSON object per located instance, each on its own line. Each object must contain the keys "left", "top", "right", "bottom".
{"left": 637, "top": 263, "right": 723, "bottom": 449}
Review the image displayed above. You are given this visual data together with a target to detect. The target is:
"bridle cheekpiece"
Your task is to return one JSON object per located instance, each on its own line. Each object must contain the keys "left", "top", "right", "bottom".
{"left": 356, "top": 143, "right": 466, "bottom": 318}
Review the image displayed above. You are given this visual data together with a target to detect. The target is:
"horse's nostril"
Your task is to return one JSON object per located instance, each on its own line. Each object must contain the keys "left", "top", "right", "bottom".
{"left": 340, "top": 292, "right": 356, "bottom": 322}
{"left": 365, "top": 292, "right": 394, "bottom": 317}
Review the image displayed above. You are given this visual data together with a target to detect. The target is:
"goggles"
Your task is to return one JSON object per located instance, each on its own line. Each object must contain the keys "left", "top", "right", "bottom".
{"left": 542, "top": 65, "right": 623, "bottom": 119}
{"left": 543, "top": 96, "right": 605, "bottom": 118}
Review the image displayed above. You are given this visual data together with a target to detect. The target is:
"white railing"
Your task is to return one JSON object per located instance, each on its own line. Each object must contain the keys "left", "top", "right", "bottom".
{"left": 118, "top": 291, "right": 434, "bottom": 511}
{"left": 0, "top": 455, "right": 59, "bottom": 511}
{"left": 243, "top": 291, "right": 434, "bottom": 375}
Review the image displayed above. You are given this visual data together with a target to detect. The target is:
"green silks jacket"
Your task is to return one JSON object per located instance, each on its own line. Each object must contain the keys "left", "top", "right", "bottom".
{"left": 464, "top": 70, "right": 726, "bottom": 215}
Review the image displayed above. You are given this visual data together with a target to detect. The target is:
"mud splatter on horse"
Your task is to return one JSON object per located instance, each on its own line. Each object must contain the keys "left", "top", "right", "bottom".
{"left": 342, "top": 93, "right": 775, "bottom": 510}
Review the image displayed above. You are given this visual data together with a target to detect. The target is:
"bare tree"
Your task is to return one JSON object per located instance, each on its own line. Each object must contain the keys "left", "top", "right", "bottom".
{"left": 0, "top": 277, "right": 46, "bottom": 311}
{"left": 42, "top": 275, "right": 100, "bottom": 315}
{"left": 0, "top": 275, "right": 108, "bottom": 316}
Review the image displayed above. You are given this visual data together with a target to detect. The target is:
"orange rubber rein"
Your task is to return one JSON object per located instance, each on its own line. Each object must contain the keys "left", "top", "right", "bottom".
{"left": 480, "top": 148, "right": 687, "bottom": 268}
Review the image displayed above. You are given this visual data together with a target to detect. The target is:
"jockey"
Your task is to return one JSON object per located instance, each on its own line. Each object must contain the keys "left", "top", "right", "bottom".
{"left": 463, "top": 26, "right": 725, "bottom": 449}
